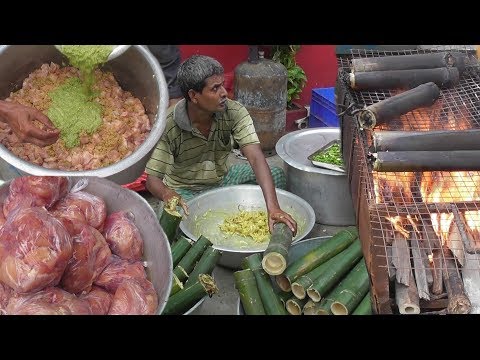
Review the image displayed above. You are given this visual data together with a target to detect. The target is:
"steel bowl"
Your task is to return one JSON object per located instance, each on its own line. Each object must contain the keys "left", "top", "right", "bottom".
{"left": 0, "top": 176, "right": 173, "bottom": 315}
{"left": 179, "top": 185, "right": 316, "bottom": 269}
{"left": 237, "top": 235, "right": 332, "bottom": 315}
{"left": 0, "top": 45, "right": 169, "bottom": 185}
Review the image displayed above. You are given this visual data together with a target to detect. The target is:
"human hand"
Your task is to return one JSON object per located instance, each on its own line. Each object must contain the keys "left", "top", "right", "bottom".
{"left": 268, "top": 208, "right": 297, "bottom": 236}
{"left": 163, "top": 188, "right": 189, "bottom": 216}
{"left": 3, "top": 102, "right": 59, "bottom": 147}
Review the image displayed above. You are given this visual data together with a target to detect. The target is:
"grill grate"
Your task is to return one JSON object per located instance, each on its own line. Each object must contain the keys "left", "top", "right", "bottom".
{"left": 339, "top": 46, "right": 480, "bottom": 312}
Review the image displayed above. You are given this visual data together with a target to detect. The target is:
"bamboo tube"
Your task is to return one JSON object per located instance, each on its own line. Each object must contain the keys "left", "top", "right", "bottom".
{"left": 185, "top": 246, "right": 222, "bottom": 287}
{"left": 313, "top": 297, "right": 334, "bottom": 315}
{"left": 170, "top": 273, "right": 184, "bottom": 297}
{"left": 276, "top": 290, "right": 292, "bottom": 307}
{"left": 242, "top": 253, "right": 287, "bottom": 315}
{"left": 350, "top": 67, "right": 459, "bottom": 91}
{"left": 171, "top": 235, "right": 193, "bottom": 268}
{"left": 329, "top": 259, "right": 370, "bottom": 315}
{"left": 411, "top": 237, "right": 430, "bottom": 300}
{"left": 306, "top": 240, "right": 363, "bottom": 302}
{"left": 351, "top": 52, "right": 462, "bottom": 73}
{"left": 173, "top": 235, "right": 212, "bottom": 283}
{"left": 286, "top": 295, "right": 308, "bottom": 315}
{"left": 162, "top": 274, "right": 218, "bottom": 315}
{"left": 158, "top": 198, "right": 183, "bottom": 244}
{"left": 302, "top": 299, "right": 317, "bottom": 315}
{"left": 395, "top": 269, "right": 420, "bottom": 314}
{"left": 391, "top": 232, "right": 411, "bottom": 286}
{"left": 373, "top": 129, "right": 480, "bottom": 152}
{"left": 442, "top": 246, "right": 472, "bottom": 314}
{"left": 352, "top": 292, "right": 373, "bottom": 315}
{"left": 357, "top": 82, "right": 440, "bottom": 129}
{"left": 234, "top": 269, "right": 266, "bottom": 315}
{"left": 275, "top": 227, "right": 358, "bottom": 292}
{"left": 262, "top": 223, "right": 294, "bottom": 276}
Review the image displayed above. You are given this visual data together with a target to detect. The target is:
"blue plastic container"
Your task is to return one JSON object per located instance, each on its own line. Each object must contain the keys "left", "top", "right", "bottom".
{"left": 309, "top": 87, "right": 339, "bottom": 127}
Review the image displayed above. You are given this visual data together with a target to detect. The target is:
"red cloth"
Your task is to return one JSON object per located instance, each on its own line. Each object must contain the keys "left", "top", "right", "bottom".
{"left": 122, "top": 172, "right": 147, "bottom": 192}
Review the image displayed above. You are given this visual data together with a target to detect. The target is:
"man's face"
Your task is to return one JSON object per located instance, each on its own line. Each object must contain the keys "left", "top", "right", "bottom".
{"left": 193, "top": 74, "right": 228, "bottom": 112}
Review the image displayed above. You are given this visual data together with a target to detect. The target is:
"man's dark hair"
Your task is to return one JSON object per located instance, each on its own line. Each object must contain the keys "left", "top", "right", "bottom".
{"left": 177, "top": 55, "right": 224, "bottom": 100}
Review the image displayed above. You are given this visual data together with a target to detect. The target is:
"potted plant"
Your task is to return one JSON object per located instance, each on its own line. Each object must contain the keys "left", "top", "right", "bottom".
{"left": 270, "top": 45, "right": 308, "bottom": 131}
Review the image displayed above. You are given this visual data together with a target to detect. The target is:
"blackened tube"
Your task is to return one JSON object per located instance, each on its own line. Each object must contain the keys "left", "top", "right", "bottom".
{"left": 373, "top": 150, "right": 480, "bottom": 172}
{"left": 350, "top": 67, "right": 459, "bottom": 91}
{"left": 351, "top": 52, "right": 460, "bottom": 73}
{"left": 373, "top": 129, "right": 480, "bottom": 152}
{"left": 357, "top": 82, "right": 440, "bottom": 129}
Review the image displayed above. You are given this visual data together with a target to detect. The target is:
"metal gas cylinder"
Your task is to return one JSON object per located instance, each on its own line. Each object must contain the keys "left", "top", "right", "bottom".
{"left": 234, "top": 47, "right": 287, "bottom": 156}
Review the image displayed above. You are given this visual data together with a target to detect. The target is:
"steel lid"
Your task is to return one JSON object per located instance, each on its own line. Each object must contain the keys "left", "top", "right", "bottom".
{"left": 275, "top": 128, "right": 345, "bottom": 176}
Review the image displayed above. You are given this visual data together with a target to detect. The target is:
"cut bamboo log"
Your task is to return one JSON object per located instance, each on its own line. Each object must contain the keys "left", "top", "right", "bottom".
{"left": 170, "top": 273, "right": 184, "bottom": 297}
{"left": 373, "top": 150, "right": 480, "bottom": 172}
{"left": 386, "top": 244, "right": 396, "bottom": 281}
{"left": 306, "top": 240, "right": 363, "bottom": 302}
{"left": 275, "top": 227, "right": 358, "bottom": 292}
{"left": 262, "top": 223, "right": 294, "bottom": 276}
{"left": 162, "top": 274, "right": 218, "bottom": 315}
{"left": 442, "top": 246, "right": 472, "bottom": 314}
{"left": 286, "top": 295, "right": 308, "bottom": 315}
{"left": 411, "top": 237, "right": 430, "bottom": 300}
{"left": 447, "top": 220, "right": 466, "bottom": 267}
{"left": 391, "top": 232, "right": 411, "bottom": 286}
{"left": 173, "top": 235, "right": 212, "bottom": 283}
{"left": 431, "top": 248, "right": 444, "bottom": 295}
{"left": 234, "top": 269, "right": 266, "bottom": 315}
{"left": 158, "top": 198, "right": 183, "bottom": 244}
{"left": 329, "top": 259, "right": 370, "bottom": 315}
{"left": 352, "top": 292, "right": 373, "bottom": 315}
{"left": 185, "top": 246, "right": 222, "bottom": 287}
{"left": 351, "top": 52, "right": 462, "bottom": 73}
{"left": 302, "top": 299, "right": 317, "bottom": 314}
{"left": 276, "top": 290, "right": 292, "bottom": 307}
{"left": 171, "top": 235, "right": 193, "bottom": 268}
{"left": 315, "top": 297, "right": 335, "bottom": 315}
{"left": 395, "top": 269, "right": 420, "bottom": 314}
{"left": 357, "top": 82, "right": 440, "bottom": 130}
{"left": 373, "top": 129, "right": 480, "bottom": 152}
{"left": 242, "top": 253, "right": 287, "bottom": 315}
{"left": 420, "top": 221, "right": 441, "bottom": 291}
{"left": 350, "top": 67, "right": 459, "bottom": 91}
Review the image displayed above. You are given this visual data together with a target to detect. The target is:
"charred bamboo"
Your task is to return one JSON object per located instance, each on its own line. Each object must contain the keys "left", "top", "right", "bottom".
{"left": 234, "top": 269, "right": 266, "bottom": 315}
{"left": 442, "top": 246, "right": 472, "bottom": 314}
{"left": 431, "top": 248, "right": 444, "bottom": 295}
{"left": 411, "top": 237, "right": 430, "bottom": 300}
{"left": 173, "top": 235, "right": 212, "bottom": 283}
{"left": 391, "top": 232, "right": 411, "bottom": 286}
{"left": 373, "top": 150, "right": 480, "bottom": 172}
{"left": 185, "top": 246, "right": 222, "bottom": 287}
{"left": 395, "top": 269, "right": 420, "bottom": 314}
{"left": 352, "top": 292, "right": 373, "bottom": 315}
{"left": 350, "top": 67, "right": 459, "bottom": 91}
{"left": 275, "top": 227, "right": 358, "bottom": 292}
{"left": 171, "top": 235, "right": 193, "bottom": 268}
{"left": 262, "top": 223, "right": 294, "bottom": 276}
{"left": 351, "top": 52, "right": 464, "bottom": 73}
{"left": 373, "top": 129, "right": 480, "bottom": 152}
{"left": 357, "top": 82, "right": 440, "bottom": 129}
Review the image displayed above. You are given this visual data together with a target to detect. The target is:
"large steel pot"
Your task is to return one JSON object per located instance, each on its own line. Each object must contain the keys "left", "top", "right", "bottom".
{"left": 276, "top": 128, "right": 356, "bottom": 226}
{"left": 0, "top": 45, "right": 169, "bottom": 185}
{"left": 0, "top": 177, "right": 173, "bottom": 315}
{"left": 179, "top": 185, "right": 316, "bottom": 270}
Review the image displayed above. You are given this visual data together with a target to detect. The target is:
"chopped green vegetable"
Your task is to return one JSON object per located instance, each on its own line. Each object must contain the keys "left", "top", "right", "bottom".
{"left": 312, "top": 143, "right": 343, "bottom": 166}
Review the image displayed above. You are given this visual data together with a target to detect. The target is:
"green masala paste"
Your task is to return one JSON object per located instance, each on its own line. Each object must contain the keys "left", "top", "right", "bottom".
{"left": 47, "top": 45, "right": 114, "bottom": 148}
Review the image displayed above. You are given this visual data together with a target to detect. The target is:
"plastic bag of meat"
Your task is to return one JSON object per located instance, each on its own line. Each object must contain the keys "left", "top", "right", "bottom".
{"left": 52, "top": 190, "right": 107, "bottom": 232}
{"left": 60, "top": 225, "right": 112, "bottom": 295}
{"left": 3, "top": 176, "right": 69, "bottom": 218}
{"left": 108, "top": 278, "right": 158, "bottom": 315}
{"left": 0, "top": 207, "right": 73, "bottom": 293}
{"left": 52, "top": 204, "right": 88, "bottom": 236}
{"left": 5, "top": 287, "right": 92, "bottom": 315}
{"left": 94, "top": 256, "right": 147, "bottom": 293}
{"left": 103, "top": 211, "right": 144, "bottom": 261}
{"left": 80, "top": 286, "right": 113, "bottom": 315}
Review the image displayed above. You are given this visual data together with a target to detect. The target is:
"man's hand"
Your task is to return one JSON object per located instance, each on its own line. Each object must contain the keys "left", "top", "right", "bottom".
{"left": 268, "top": 208, "right": 297, "bottom": 236}
{"left": 1, "top": 102, "right": 59, "bottom": 147}
{"left": 162, "top": 187, "right": 189, "bottom": 216}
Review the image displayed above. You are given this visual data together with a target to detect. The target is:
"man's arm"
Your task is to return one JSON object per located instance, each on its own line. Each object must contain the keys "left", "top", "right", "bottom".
{"left": 241, "top": 143, "right": 297, "bottom": 235}
{"left": 145, "top": 175, "right": 189, "bottom": 215}
{"left": 0, "top": 100, "right": 59, "bottom": 147}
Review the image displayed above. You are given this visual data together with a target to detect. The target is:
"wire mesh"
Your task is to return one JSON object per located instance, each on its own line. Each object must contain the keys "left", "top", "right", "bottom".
{"left": 339, "top": 46, "right": 480, "bottom": 283}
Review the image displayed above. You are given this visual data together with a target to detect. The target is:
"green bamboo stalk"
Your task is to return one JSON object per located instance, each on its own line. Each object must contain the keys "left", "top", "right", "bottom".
{"left": 306, "top": 240, "right": 363, "bottom": 302}
{"left": 185, "top": 246, "right": 222, "bottom": 287}
{"left": 173, "top": 235, "right": 212, "bottom": 283}
{"left": 276, "top": 290, "right": 292, "bottom": 307}
{"left": 302, "top": 299, "right": 316, "bottom": 314}
{"left": 234, "top": 269, "right": 266, "bottom": 315}
{"left": 352, "top": 291, "right": 373, "bottom": 315}
{"left": 170, "top": 273, "right": 184, "bottom": 296}
{"left": 159, "top": 206, "right": 182, "bottom": 244}
{"left": 242, "top": 253, "right": 287, "bottom": 315}
{"left": 329, "top": 259, "right": 370, "bottom": 315}
{"left": 314, "top": 297, "right": 335, "bottom": 315}
{"left": 162, "top": 274, "right": 218, "bottom": 315}
{"left": 262, "top": 223, "right": 294, "bottom": 276}
{"left": 171, "top": 235, "right": 193, "bottom": 268}
{"left": 286, "top": 295, "right": 308, "bottom": 315}
{"left": 275, "top": 227, "right": 358, "bottom": 292}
